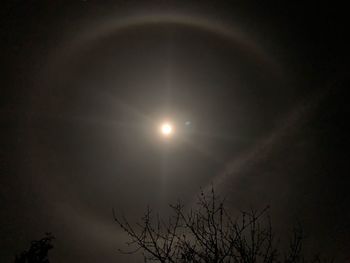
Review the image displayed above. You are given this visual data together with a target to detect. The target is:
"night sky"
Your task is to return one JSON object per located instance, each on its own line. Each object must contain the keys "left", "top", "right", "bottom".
{"left": 1, "top": 1, "right": 349, "bottom": 262}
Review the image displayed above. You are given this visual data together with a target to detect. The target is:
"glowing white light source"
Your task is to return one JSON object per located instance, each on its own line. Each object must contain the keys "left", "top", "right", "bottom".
{"left": 160, "top": 122, "right": 173, "bottom": 136}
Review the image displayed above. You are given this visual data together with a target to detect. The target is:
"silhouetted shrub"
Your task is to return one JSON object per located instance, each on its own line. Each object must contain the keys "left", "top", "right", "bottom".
{"left": 14, "top": 233, "right": 54, "bottom": 263}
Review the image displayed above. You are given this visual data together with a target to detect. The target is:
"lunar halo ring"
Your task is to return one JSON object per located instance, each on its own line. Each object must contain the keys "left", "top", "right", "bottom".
{"left": 47, "top": 12, "right": 281, "bottom": 74}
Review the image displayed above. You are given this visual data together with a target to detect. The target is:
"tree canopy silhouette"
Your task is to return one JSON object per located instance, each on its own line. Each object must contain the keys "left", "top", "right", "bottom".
{"left": 114, "top": 188, "right": 332, "bottom": 263}
{"left": 14, "top": 233, "right": 54, "bottom": 263}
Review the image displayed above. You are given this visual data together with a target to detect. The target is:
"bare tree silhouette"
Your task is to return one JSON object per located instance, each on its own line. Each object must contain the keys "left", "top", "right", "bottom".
{"left": 114, "top": 188, "right": 332, "bottom": 263}
{"left": 14, "top": 233, "right": 54, "bottom": 263}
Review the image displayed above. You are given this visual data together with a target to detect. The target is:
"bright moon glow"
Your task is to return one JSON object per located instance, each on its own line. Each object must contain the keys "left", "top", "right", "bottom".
{"left": 160, "top": 122, "right": 173, "bottom": 137}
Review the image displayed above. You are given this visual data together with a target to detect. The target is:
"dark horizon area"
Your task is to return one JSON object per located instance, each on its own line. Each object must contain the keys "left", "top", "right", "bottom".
{"left": 1, "top": 1, "right": 349, "bottom": 262}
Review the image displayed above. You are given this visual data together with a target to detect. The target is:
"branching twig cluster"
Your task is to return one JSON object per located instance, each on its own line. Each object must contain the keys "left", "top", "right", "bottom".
{"left": 114, "top": 188, "right": 331, "bottom": 263}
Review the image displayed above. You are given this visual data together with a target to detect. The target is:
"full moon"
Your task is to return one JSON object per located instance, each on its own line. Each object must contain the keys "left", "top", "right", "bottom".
{"left": 160, "top": 122, "right": 173, "bottom": 137}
